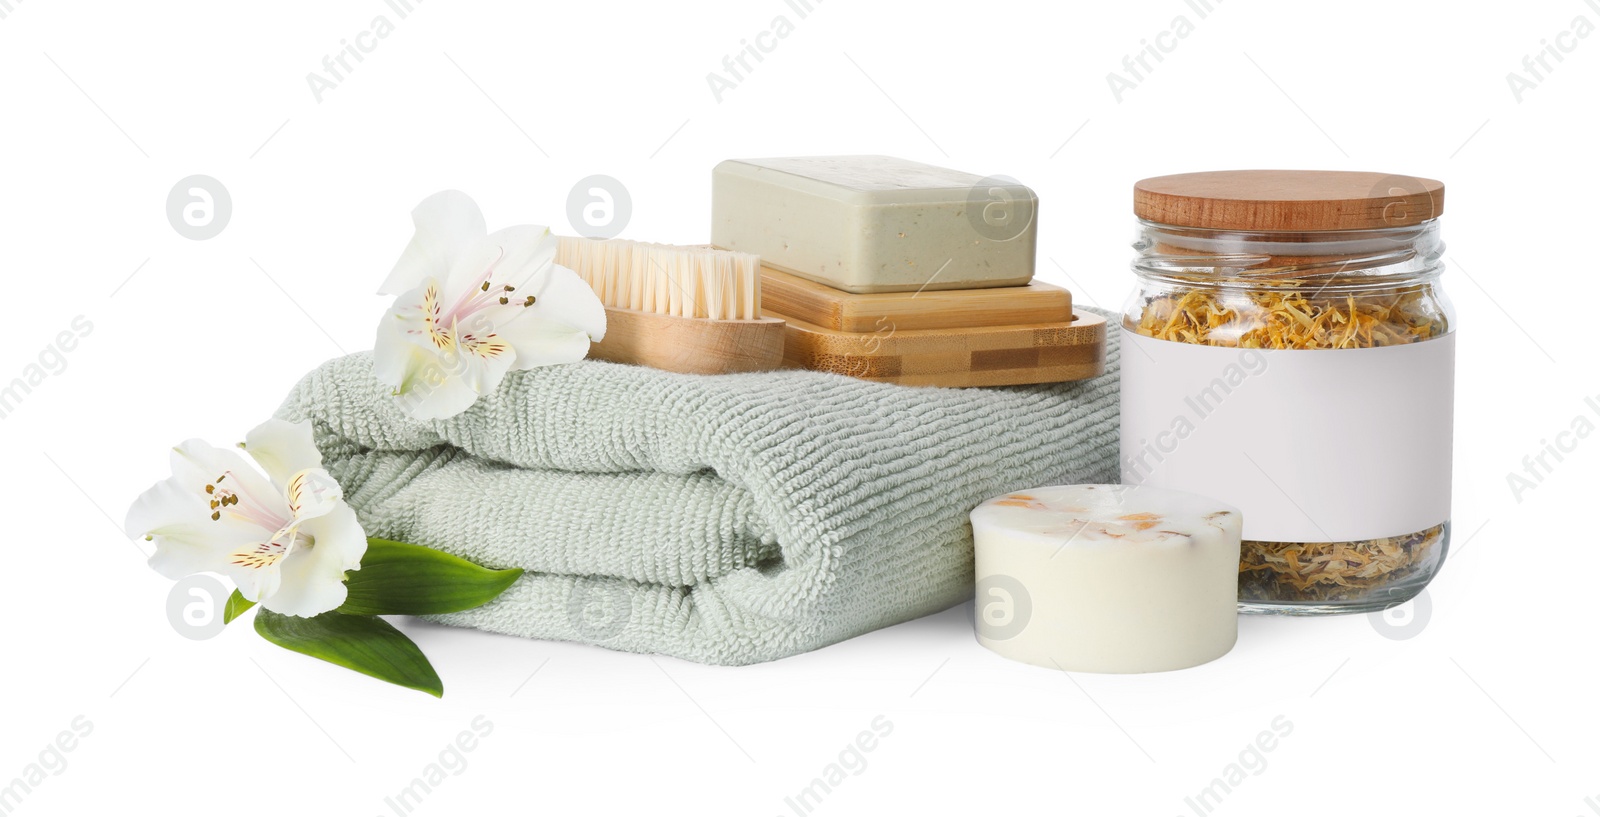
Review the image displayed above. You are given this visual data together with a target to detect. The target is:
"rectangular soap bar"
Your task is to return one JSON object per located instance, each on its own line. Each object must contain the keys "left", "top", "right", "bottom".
{"left": 712, "top": 156, "right": 1037, "bottom": 294}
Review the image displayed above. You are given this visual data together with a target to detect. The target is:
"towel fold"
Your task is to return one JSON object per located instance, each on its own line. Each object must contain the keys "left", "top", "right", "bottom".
{"left": 274, "top": 311, "right": 1120, "bottom": 665}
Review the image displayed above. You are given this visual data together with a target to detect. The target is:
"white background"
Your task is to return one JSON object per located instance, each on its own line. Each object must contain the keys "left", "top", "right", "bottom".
{"left": 2, "top": 0, "right": 1596, "bottom": 814}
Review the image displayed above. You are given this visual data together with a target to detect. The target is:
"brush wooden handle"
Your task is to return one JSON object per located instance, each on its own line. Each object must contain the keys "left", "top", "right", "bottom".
{"left": 589, "top": 306, "right": 786, "bottom": 375}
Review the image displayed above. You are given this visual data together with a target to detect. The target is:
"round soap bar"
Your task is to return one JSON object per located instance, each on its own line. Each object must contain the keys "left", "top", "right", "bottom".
{"left": 970, "top": 484, "right": 1242, "bottom": 673}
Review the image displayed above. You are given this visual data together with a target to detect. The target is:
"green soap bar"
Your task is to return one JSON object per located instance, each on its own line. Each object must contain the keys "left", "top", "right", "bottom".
{"left": 711, "top": 156, "right": 1037, "bottom": 294}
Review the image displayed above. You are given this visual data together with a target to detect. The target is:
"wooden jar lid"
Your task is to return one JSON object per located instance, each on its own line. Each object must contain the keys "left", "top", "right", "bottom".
{"left": 1134, "top": 170, "right": 1444, "bottom": 231}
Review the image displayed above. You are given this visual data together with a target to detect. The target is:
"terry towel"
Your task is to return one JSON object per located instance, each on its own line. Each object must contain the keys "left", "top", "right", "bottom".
{"left": 275, "top": 313, "right": 1120, "bottom": 665}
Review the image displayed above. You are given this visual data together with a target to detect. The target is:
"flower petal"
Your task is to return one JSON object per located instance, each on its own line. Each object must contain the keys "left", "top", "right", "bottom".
{"left": 243, "top": 419, "right": 324, "bottom": 488}
{"left": 147, "top": 540, "right": 223, "bottom": 581}
{"left": 258, "top": 504, "right": 367, "bottom": 617}
{"left": 285, "top": 468, "right": 344, "bottom": 521}
{"left": 385, "top": 311, "right": 520, "bottom": 420}
{"left": 496, "top": 318, "right": 596, "bottom": 370}
{"left": 222, "top": 540, "right": 288, "bottom": 603}
{"left": 379, "top": 191, "right": 487, "bottom": 296}
{"left": 452, "top": 321, "right": 517, "bottom": 394}
{"left": 165, "top": 438, "right": 270, "bottom": 501}
{"left": 443, "top": 225, "right": 557, "bottom": 297}
{"left": 125, "top": 471, "right": 205, "bottom": 540}
{"left": 398, "top": 370, "right": 486, "bottom": 421}
{"left": 527, "top": 262, "right": 607, "bottom": 341}
{"left": 134, "top": 489, "right": 232, "bottom": 578}
{"left": 373, "top": 291, "right": 440, "bottom": 394}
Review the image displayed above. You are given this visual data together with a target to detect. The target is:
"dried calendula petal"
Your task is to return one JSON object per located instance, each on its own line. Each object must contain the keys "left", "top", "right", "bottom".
{"left": 1132, "top": 286, "right": 1446, "bottom": 350}
{"left": 1236, "top": 525, "right": 1446, "bottom": 603}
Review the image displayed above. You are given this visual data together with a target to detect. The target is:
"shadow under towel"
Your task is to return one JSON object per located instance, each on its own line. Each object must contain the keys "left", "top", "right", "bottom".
{"left": 274, "top": 311, "right": 1120, "bottom": 665}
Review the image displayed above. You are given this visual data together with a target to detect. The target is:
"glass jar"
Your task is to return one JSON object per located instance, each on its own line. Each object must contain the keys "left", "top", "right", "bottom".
{"left": 1119, "top": 170, "right": 1455, "bottom": 615}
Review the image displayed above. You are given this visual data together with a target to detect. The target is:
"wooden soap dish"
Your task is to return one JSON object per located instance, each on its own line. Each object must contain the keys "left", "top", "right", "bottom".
{"left": 589, "top": 305, "right": 787, "bottom": 375}
{"left": 763, "top": 309, "right": 1106, "bottom": 388}
{"left": 760, "top": 266, "right": 1072, "bottom": 332}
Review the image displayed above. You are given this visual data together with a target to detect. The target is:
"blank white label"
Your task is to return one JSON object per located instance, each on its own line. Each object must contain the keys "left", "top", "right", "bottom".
{"left": 1120, "top": 329, "right": 1454, "bottom": 542}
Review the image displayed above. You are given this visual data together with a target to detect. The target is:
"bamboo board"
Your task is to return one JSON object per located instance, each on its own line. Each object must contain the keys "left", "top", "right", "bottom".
{"left": 765, "top": 309, "right": 1105, "bottom": 387}
{"left": 760, "top": 266, "right": 1072, "bottom": 333}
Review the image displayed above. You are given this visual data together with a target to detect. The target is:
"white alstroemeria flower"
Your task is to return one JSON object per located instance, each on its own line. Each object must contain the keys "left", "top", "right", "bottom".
{"left": 125, "top": 419, "right": 367, "bottom": 617}
{"left": 375, "top": 190, "right": 607, "bottom": 420}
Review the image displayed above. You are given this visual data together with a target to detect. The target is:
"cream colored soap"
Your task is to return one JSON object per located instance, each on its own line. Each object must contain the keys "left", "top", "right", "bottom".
{"left": 711, "top": 156, "right": 1036, "bottom": 294}
{"left": 970, "top": 484, "right": 1241, "bottom": 674}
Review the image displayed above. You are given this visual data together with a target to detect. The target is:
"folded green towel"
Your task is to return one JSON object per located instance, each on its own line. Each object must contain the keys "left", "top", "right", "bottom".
{"left": 275, "top": 310, "right": 1120, "bottom": 665}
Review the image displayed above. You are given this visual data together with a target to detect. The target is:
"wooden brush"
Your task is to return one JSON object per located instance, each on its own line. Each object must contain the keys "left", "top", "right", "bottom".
{"left": 556, "top": 236, "right": 786, "bottom": 375}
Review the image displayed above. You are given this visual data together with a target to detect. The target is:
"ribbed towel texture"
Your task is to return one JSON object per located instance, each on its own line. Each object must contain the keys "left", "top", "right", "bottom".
{"left": 275, "top": 311, "right": 1120, "bottom": 665}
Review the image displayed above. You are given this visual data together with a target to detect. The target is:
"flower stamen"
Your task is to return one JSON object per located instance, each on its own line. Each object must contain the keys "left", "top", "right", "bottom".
{"left": 205, "top": 471, "right": 289, "bottom": 531}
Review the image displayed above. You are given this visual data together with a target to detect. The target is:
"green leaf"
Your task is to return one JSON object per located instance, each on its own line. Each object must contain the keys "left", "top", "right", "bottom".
{"left": 254, "top": 609, "right": 443, "bottom": 698}
{"left": 338, "top": 538, "right": 523, "bottom": 617}
{"left": 223, "top": 590, "right": 256, "bottom": 624}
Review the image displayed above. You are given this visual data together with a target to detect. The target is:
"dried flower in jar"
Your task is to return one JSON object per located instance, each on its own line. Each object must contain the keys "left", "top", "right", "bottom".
{"left": 1132, "top": 286, "right": 1447, "bottom": 349}
{"left": 1238, "top": 525, "right": 1445, "bottom": 604}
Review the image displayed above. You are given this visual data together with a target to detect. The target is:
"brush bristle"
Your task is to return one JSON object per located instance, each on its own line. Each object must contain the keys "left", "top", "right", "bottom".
{"left": 556, "top": 236, "right": 762, "bottom": 320}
